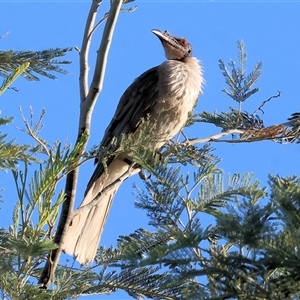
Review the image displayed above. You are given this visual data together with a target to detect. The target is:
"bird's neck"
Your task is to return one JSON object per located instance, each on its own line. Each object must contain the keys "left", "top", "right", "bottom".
{"left": 182, "top": 56, "right": 204, "bottom": 94}
{"left": 159, "top": 57, "right": 204, "bottom": 98}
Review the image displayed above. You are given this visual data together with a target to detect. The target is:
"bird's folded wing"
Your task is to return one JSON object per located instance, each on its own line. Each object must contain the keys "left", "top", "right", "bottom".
{"left": 86, "top": 66, "right": 159, "bottom": 193}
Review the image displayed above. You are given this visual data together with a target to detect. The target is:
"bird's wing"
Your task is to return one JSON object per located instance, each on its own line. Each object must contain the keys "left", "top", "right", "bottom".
{"left": 85, "top": 66, "right": 159, "bottom": 193}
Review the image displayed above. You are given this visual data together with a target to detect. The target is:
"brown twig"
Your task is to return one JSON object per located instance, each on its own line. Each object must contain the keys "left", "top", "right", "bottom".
{"left": 253, "top": 91, "right": 281, "bottom": 115}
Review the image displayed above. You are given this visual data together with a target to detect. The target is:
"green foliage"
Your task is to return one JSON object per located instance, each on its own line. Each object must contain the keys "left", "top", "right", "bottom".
{"left": 0, "top": 117, "right": 38, "bottom": 171}
{"left": 0, "top": 111, "right": 88, "bottom": 299}
{"left": 167, "top": 143, "right": 217, "bottom": 167}
{"left": 218, "top": 40, "right": 262, "bottom": 109}
{"left": 1, "top": 31, "right": 300, "bottom": 300}
{"left": 0, "top": 48, "right": 72, "bottom": 82}
{"left": 200, "top": 108, "right": 264, "bottom": 132}
{"left": 0, "top": 62, "right": 29, "bottom": 95}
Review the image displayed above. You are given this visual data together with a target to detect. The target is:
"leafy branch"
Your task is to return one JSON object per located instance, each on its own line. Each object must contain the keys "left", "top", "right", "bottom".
{"left": 218, "top": 40, "right": 262, "bottom": 111}
{"left": 0, "top": 48, "right": 72, "bottom": 81}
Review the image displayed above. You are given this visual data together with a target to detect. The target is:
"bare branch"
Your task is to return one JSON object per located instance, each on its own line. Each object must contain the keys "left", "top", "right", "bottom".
{"left": 80, "top": 0, "right": 123, "bottom": 132}
{"left": 252, "top": 91, "right": 281, "bottom": 115}
{"left": 79, "top": 0, "right": 103, "bottom": 102}
{"left": 39, "top": 0, "right": 124, "bottom": 287}
{"left": 183, "top": 129, "right": 245, "bottom": 146}
{"left": 181, "top": 118, "right": 300, "bottom": 147}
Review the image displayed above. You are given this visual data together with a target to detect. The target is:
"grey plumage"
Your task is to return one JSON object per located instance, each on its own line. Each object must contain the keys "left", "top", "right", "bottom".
{"left": 64, "top": 29, "right": 204, "bottom": 264}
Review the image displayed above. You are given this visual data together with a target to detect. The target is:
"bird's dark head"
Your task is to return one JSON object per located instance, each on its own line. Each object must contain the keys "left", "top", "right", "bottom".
{"left": 152, "top": 29, "right": 192, "bottom": 61}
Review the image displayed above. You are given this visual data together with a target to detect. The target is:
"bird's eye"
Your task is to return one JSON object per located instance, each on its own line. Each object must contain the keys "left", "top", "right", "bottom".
{"left": 188, "top": 49, "right": 191, "bottom": 53}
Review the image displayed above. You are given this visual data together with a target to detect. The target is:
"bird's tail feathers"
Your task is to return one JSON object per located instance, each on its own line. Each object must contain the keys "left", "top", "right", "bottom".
{"left": 63, "top": 158, "right": 132, "bottom": 264}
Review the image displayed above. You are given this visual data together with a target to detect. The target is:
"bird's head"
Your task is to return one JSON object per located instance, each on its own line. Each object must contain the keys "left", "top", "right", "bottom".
{"left": 152, "top": 29, "right": 192, "bottom": 61}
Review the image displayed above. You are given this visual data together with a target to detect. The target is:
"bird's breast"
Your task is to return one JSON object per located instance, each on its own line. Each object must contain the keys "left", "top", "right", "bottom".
{"left": 157, "top": 57, "right": 203, "bottom": 109}
{"left": 150, "top": 57, "right": 204, "bottom": 148}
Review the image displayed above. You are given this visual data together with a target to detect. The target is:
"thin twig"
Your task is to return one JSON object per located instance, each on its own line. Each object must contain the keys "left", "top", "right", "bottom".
{"left": 18, "top": 107, "right": 51, "bottom": 158}
{"left": 0, "top": 30, "right": 10, "bottom": 39}
{"left": 252, "top": 91, "right": 281, "bottom": 115}
{"left": 89, "top": 15, "right": 109, "bottom": 40}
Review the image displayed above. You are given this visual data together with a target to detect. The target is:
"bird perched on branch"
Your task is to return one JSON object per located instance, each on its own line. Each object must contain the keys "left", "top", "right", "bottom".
{"left": 64, "top": 29, "right": 204, "bottom": 264}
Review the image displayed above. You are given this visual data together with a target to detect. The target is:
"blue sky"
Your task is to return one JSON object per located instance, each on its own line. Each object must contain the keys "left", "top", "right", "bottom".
{"left": 1, "top": 1, "right": 300, "bottom": 299}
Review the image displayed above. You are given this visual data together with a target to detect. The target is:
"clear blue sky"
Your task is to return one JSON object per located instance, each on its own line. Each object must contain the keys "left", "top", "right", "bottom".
{"left": 0, "top": 1, "right": 300, "bottom": 299}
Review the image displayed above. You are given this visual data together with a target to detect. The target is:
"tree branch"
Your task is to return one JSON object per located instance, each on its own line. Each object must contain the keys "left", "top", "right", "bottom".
{"left": 163, "top": 115, "right": 300, "bottom": 156}
{"left": 79, "top": 0, "right": 102, "bottom": 102}
{"left": 39, "top": 0, "right": 124, "bottom": 287}
{"left": 183, "top": 129, "right": 245, "bottom": 145}
{"left": 80, "top": 0, "right": 123, "bottom": 132}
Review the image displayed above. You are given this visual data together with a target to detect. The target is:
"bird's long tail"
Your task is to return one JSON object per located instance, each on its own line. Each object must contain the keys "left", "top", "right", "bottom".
{"left": 63, "top": 158, "right": 132, "bottom": 264}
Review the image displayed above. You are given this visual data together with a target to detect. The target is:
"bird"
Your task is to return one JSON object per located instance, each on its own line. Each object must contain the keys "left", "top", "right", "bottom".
{"left": 63, "top": 29, "right": 204, "bottom": 264}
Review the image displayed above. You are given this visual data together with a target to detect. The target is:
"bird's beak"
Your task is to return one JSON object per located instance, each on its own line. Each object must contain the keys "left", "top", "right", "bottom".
{"left": 151, "top": 29, "right": 191, "bottom": 60}
{"left": 152, "top": 29, "right": 183, "bottom": 50}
